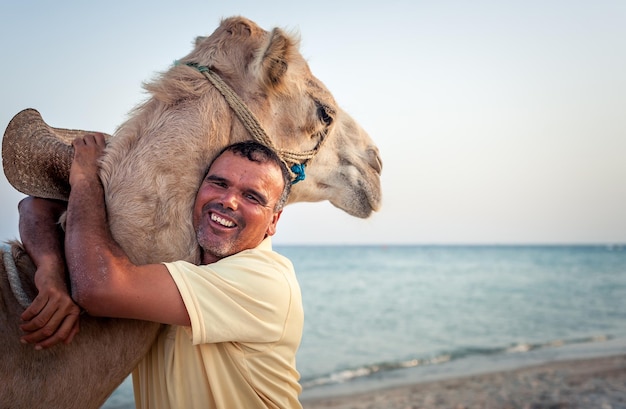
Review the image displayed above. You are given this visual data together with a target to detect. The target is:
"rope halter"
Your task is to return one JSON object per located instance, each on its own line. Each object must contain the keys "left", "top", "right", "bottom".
{"left": 1, "top": 244, "right": 31, "bottom": 309}
{"left": 181, "top": 62, "right": 328, "bottom": 184}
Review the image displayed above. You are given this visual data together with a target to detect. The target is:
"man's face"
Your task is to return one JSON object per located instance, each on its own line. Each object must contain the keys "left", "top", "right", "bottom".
{"left": 193, "top": 151, "right": 284, "bottom": 264}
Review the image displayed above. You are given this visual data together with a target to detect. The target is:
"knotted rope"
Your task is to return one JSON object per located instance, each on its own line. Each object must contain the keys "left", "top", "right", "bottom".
{"left": 1, "top": 244, "right": 31, "bottom": 309}
{"left": 181, "top": 62, "right": 327, "bottom": 183}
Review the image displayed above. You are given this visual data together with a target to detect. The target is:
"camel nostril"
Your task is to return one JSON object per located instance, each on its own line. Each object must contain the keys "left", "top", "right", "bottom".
{"left": 368, "top": 147, "right": 383, "bottom": 175}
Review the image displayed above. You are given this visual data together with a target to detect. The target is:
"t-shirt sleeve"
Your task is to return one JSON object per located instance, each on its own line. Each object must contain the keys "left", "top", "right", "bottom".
{"left": 165, "top": 250, "right": 294, "bottom": 346}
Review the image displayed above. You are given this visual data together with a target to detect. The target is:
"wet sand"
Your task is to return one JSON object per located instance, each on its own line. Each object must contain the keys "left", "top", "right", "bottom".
{"left": 301, "top": 354, "right": 626, "bottom": 409}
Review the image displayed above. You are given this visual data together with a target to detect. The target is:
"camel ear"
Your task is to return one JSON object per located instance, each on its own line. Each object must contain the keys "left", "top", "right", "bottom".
{"left": 261, "top": 28, "right": 291, "bottom": 87}
{"left": 224, "top": 18, "right": 253, "bottom": 37}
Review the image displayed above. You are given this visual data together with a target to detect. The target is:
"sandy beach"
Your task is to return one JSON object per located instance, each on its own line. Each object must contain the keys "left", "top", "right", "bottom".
{"left": 300, "top": 354, "right": 626, "bottom": 409}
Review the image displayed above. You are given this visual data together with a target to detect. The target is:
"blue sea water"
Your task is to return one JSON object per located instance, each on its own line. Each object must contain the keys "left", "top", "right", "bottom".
{"left": 103, "top": 245, "right": 626, "bottom": 407}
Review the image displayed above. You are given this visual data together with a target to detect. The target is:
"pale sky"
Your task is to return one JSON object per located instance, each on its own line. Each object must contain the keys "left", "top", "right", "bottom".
{"left": 1, "top": 1, "right": 625, "bottom": 245}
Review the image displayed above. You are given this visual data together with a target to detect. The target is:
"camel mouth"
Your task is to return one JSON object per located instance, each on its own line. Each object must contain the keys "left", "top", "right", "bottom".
{"left": 328, "top": 178, "right": 381, "bottom": 219}
{"left": 346, "top": 156, "right": 383, "bottom": 218}
{"left": 357, "top": 187, "right": 382, "bottom": 218}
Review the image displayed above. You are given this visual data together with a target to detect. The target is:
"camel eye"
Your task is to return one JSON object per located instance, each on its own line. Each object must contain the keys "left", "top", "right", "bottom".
{"left": 317, "top": 103, "right": 334, "bottom": 126}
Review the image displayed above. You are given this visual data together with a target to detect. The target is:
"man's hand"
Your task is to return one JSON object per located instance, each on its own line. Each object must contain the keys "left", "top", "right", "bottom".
{"left": 20, "top": 266, "right": 81, "bottom": 350}
{"left": 69, "top": 133, "right": 107, "bottom": 188}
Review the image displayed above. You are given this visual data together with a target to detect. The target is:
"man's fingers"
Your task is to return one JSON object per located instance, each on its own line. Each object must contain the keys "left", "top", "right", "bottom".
{"left": 21, "top": 310, "right": 61, "bottom": 344}
{"left": 20, "top": 300, "right": 55, "bottom": 333}
{"left": 35, "top": 315, "right": 80, "bottom": 350}
{"left": 25, "top": 312, "right": 80, "bottom": 349}
{"left": 72, "top": 133, "right": 106, "bottom": 148}
{"left": 21, "top": 303, "right": 79, "bottom": 344}
{"left": 20, "top": 295, "right": 47, "bottom": 322}
{"left": 63, "top": 321, "right": 81, "bottom": 345}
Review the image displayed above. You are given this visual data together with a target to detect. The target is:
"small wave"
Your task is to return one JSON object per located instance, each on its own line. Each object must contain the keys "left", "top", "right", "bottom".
{"left": 300, "top": 334, "right": 614, "bottom": 389}
{"left": 300, "top": 354, "right": 452, "bottom": 389}
{"left": 506, "top": 343, "right": 533, "bottom": 353}
{"left": 485, "top": 335, "right": 612, "bottom": 356}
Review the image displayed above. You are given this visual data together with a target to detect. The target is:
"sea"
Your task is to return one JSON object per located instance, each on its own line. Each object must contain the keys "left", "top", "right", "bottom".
{"left": 103, "top": 245, "right": 626, "bottom": 407}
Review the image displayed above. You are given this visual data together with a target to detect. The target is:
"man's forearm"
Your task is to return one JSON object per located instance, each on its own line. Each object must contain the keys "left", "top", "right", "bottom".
{"left": 65, "top": 133, "right": 138, "bottom": 314}
{"left": 18, "top": 197, "right": 68, "bottom": 277}
{"left": 18, "top": 196, "right": 82, "bottom": 349}
{"left": 64, "top": 175, "right": 117, "bottom": 306}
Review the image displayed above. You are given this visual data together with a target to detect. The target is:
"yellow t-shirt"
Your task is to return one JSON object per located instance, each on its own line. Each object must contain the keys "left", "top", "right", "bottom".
{"left": 132, "top": 238, "right": 303, "bottom": 409}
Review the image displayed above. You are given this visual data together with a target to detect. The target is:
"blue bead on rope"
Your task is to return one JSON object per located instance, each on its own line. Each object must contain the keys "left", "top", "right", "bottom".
{"left": 291, "top": 163, "right": 306, "bottom": 184}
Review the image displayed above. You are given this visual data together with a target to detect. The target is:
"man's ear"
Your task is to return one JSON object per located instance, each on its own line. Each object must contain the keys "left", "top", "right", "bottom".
{"left": 265, "top": 210, "right": 283, "bottom": 237}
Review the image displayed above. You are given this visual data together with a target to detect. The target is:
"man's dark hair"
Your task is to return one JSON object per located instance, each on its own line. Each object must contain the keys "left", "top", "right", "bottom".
{"left": 214, "top": 141, "right": 292, "bottom": 211}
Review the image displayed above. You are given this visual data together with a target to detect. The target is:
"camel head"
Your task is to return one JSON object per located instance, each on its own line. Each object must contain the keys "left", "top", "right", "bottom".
{"left": 173, "top": 16, "right": 382, "bottom": 218}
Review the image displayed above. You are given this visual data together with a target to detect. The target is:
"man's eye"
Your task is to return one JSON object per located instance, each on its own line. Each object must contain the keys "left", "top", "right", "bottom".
{"left": 210, "top": 180, "right": 227, "bottom": 188}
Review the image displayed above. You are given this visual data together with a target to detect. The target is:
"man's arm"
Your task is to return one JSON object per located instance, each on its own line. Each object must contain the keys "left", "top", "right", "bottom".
{"left": 65, "top": 134, "right": 190, "bottom": 326}
{"left": 18, "top": 196, "right": 81, "bottom": 349}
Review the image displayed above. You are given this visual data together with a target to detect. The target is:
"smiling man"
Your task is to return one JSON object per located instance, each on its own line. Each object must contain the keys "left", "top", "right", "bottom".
{"left": 18, "top": 135, "right": 304, "bottom": 409}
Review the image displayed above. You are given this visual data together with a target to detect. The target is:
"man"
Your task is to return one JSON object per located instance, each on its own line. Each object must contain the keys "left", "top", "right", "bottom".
{"left": 18, "top": 134, "right": 304, "bottom": 408}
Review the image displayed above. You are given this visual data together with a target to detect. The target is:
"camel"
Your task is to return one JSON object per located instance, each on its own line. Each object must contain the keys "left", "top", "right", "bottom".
{"left": 0, "top": 16, "right": 382, "bottom": 409}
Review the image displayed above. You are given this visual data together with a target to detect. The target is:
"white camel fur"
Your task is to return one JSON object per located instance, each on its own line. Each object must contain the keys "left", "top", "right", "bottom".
{"left": 0, "top": 16, "right": 382, "bottom": 408}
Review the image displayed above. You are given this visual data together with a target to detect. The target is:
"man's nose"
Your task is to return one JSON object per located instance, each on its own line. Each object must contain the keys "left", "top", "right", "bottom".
{"left": 219, "top": 190, "right": 238, "bottom": 210}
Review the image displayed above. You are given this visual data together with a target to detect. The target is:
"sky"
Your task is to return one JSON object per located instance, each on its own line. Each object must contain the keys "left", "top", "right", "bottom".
{"left": 1, "top": 1, "right": 625, "bottom": 245}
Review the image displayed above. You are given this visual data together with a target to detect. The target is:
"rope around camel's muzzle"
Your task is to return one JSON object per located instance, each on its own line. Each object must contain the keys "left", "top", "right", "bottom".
{"left": 1, "top": 244, "right": 31, "bottom": 309}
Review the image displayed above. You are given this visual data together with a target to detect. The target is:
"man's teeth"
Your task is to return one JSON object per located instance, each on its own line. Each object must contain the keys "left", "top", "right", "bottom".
{"left": 211, "top": 213, "right": 235, "bottom": 227}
